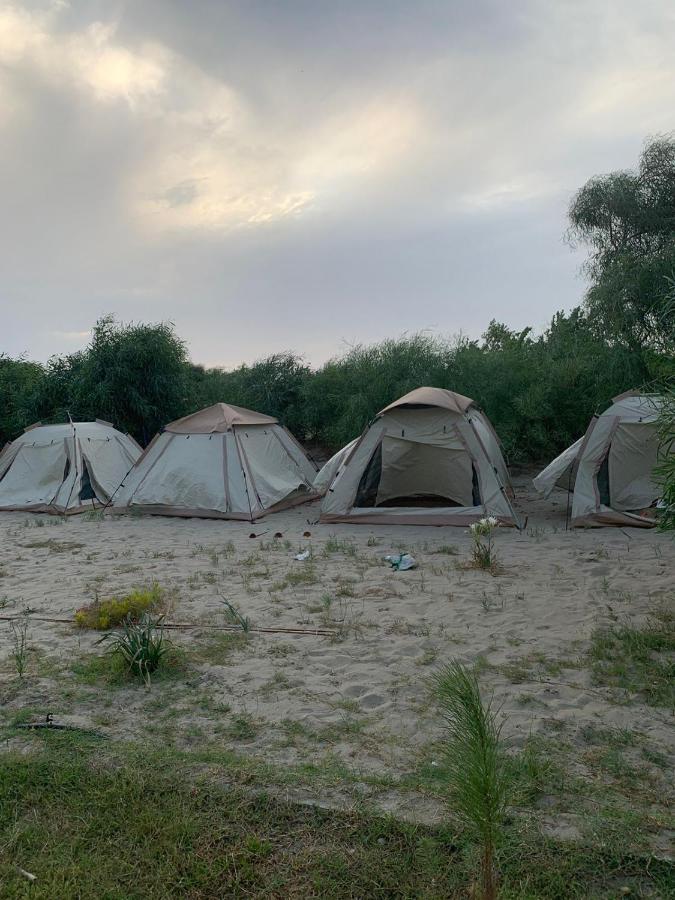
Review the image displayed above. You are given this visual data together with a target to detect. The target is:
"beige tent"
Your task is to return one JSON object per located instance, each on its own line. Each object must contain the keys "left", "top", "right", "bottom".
{"left": 0, "top": 421, "right": 141, "bottom": 514}
{"left": 319, "top": 387, "right": 518, "bottom": 526}
{"left": 314, "top": 439, "right": 358, "bottom": 495}
{"left": 533, "top": 391, "right": 665, "bottom": 527}
{"left": 113, "top": 403, "right": 318, "bottom": 520}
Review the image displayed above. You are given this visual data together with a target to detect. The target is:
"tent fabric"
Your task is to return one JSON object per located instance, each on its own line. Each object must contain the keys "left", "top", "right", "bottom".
{"left": 319, "top": 387, "right": 518, "bottom": 526}
{"left": 0, "top": 422, "right": 140, "bottom": 514}
{"left": 532, "top": 393, "right": 665, "bottom": 527}
{"left": 314, "top": 439, "right": 358, "bottom": 495}
{"left": 532, "top": 437, "right": 584, "bottom": 498}
{"left": 379, "top": 386, "right": 474, "bottom": 416}
{"left": 167, "top": 403, "right": 277, "bottom": 433}
{"left": 113, "top": 404, "right": 318, "bottom": 520}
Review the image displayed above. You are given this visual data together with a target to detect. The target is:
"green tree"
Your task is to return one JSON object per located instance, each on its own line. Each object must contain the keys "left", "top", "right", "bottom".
{"left": 69, "top": 316, "right": 189, "bottom": 444}
{"left": 568, "top": 134, "right": 675, "bottom": 352}
{"left": 188, "top": 352, "right": 311, "bottom": 437}
{"left": 0, "top": 355, "right": 47, "bottom": 445}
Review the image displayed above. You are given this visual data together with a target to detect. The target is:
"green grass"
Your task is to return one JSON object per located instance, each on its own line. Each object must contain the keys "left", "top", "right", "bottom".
{"left": 589, "top": 606, "right": 675, "bottom": 708}
{"left": 0, "top": 737, "right": 672, "bottom": 899}
{"left": 71, "top": 649, "right": 186, "bottom": 687}
{"left": 270, "top": 565, "right": 319, "bottom": 592}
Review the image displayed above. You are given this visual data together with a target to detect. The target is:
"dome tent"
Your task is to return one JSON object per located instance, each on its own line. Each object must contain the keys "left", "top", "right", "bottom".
{"left": 0, "top": 421, "right": 141, "bottom": 514}
{"left": 113, "top": 403, "right": 318, "bottom": 520}
{"left": 319, "top": 387, "right": 518, "bottom": 526}
{"left": 533, "top": 391, "right": 666, "bottom": 527}
{"left": 313, "top": 439, "right": 358, "bottom": 495}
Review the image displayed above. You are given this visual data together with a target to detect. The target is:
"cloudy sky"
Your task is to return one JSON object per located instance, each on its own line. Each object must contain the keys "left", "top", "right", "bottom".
{"left": 1, "top": 0, "right": 674, "bottom": 367}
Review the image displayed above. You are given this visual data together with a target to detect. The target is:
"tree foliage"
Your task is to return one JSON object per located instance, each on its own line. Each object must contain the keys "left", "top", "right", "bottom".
{"left": 1, "top": 313, "right": 671, "bottom": 461}
{"left": 656, "top": 383, "right": 675, "bottom": 531}
{"left": 568, "top": 134, "right": 675, "bottom": 352}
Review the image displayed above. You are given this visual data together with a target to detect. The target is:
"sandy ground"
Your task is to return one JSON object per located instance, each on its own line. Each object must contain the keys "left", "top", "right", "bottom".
{"left": 1, "top": 474, "right": 673, "bottom": 841}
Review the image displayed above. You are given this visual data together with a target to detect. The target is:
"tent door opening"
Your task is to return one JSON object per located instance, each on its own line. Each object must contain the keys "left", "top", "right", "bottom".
{"left": 79, "top": 459, "right": 97, "bottom": 502}
{"left": 354, "top": 437, "right": 477, "bottom": 508}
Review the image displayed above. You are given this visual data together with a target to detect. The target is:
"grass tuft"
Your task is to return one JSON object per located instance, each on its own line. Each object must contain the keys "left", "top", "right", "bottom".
{"left": 589, "top": 606, "right": 675, "bottom": 708}
{"left": 75, "top": 583, "right": 165, "bottom": 630}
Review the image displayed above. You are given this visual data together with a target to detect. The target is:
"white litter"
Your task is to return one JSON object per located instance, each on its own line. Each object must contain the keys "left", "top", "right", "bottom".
{"left": 384, "top": 553, "right": 417, "bottom": 571}
{"left": 294, "top": 549, "right": 311, "bottom": 561}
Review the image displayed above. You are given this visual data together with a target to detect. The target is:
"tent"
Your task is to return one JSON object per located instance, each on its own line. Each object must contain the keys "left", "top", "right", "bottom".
{"left": 533, "top": 391, "right": 665, "bottom": 527}
{"left": 314, "top": 439, "right": 358, "bottom": 495}
{"left": 112, "top": 403, "right": 318, "bottom": 520}
{"left": 319, "top": 387, "right": 518, "bottom": 526}
{"left": 0, "top": 421, "right": 141, "bottom": 514}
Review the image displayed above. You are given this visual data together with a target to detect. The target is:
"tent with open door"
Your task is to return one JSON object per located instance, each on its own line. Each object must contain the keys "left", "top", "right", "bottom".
{"left": 319, "top": 387, "right": 518, "bottom": 526}
{"left": 0, "top": 421, "right": 141, "bottom": 514}
{"left": 112, "top": 403, "right": 318, "bottom": 520}
{"left": 533, "top": 391, "right": 665, "bottom": 527}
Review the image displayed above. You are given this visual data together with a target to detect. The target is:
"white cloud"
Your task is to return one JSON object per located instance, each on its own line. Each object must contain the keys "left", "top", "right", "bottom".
{"left": 0, "top": 5, "right": 167, "bottom": 105}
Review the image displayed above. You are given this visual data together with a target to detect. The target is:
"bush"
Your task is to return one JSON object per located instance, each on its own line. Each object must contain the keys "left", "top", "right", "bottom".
{"left": 75, "top": 584, "right": 164, "bottom": 630}
{"left": 657, "top": 383, "right": 675, "bottom": 530}
{"left": 98, "top": 614, "right": 170, "bottom": 684}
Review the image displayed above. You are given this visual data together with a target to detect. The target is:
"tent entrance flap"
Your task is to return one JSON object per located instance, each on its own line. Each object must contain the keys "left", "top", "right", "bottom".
{"left": 355, "top": 437, "right": 475, "bottom": 509}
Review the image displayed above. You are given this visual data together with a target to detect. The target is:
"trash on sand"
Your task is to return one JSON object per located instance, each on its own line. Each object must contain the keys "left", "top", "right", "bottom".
{"left": 295, "top": 549, "right": 311, "bottom": 561}
{"left": 384, "top": 553, "right": 417, "bottom": 571}
{"left": 16, "top": 867, "right": 36, "bottom": 882}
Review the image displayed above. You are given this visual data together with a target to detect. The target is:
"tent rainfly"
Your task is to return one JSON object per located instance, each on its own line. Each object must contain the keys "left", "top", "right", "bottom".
{"left": 533, "top": 391, "right": 666, "bottom": 527}
{"left": 0, "top": 421, "right": 141, "bottom": 514}
{"left": 112, "top": 403, "right": 318, "bottom": 520}
{"left": 319, "top": 387, "right": 518, "bottom": 526}
{"left": 313, "top": 439, "right": 358, "bottom": 495}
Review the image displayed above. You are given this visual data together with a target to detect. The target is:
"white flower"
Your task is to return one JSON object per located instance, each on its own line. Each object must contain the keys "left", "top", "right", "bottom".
{"left": 487, "top": 516, "right": 498, "bottom": 526}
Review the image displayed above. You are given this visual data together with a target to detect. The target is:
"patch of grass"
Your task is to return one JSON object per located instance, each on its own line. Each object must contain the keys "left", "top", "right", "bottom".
{"left": 227, "top": 712, "right": 259, "bottom": 741}
{"left": 22, "top": 538, "right": 85, "bottom": 552}
{"left": 0, "top": 740, "right": 673, "bottom": 898}
{"left": 432, "top": 544, "right": 459, "bottom": 555}
{"left": 589, "top": 606, "right": 675, "bottom": 707}
{"left": 416, "top": 648, "right": 439, "bottom": 667}
{"left": 270, "top": 565, "right": 319, "bottom": 592}
{"left": 74, "top": 583, "right": 165, "bottom": 630}
{"left": 323, "top": 535, "right": 358, "bottom": 557}
{"left": 83, "top": 509, "right": 105, "bottom": 522}
{"left": 194, "top": 632, "right": 249, "bottom": 666}
{"left": 73, "top": 633, "right": 185, "bottom": 687}
{"left": 98, "top": 615, "right": 171, "bottom": 684}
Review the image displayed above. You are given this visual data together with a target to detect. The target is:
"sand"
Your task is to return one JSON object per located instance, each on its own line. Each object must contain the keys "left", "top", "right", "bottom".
{"left": 1, "top": 473, "right": 673, "bottom": 842}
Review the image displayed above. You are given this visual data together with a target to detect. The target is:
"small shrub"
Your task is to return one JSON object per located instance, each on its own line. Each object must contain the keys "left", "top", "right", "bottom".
{"left": 220, "top": 596, "right": 251, "bottom": 633}
{"left": 75, "top": 583, "right": 164, "bottom": 630}
{"left": 98, "top": 614, "right": 170, "bottom": 684}
{"left": 9, "top": 617, "right": 29, "bottom": 677}
{"left": 434, "top": 660, "right": 509, "bottom": 900}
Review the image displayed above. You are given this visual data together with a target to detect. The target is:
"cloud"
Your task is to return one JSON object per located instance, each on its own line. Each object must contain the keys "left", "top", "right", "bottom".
{"left": 0, "top": 0, "right": 673, "bottom": 366}
{"left": 0, "top": 5, "right": 167, "bottom": 105}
